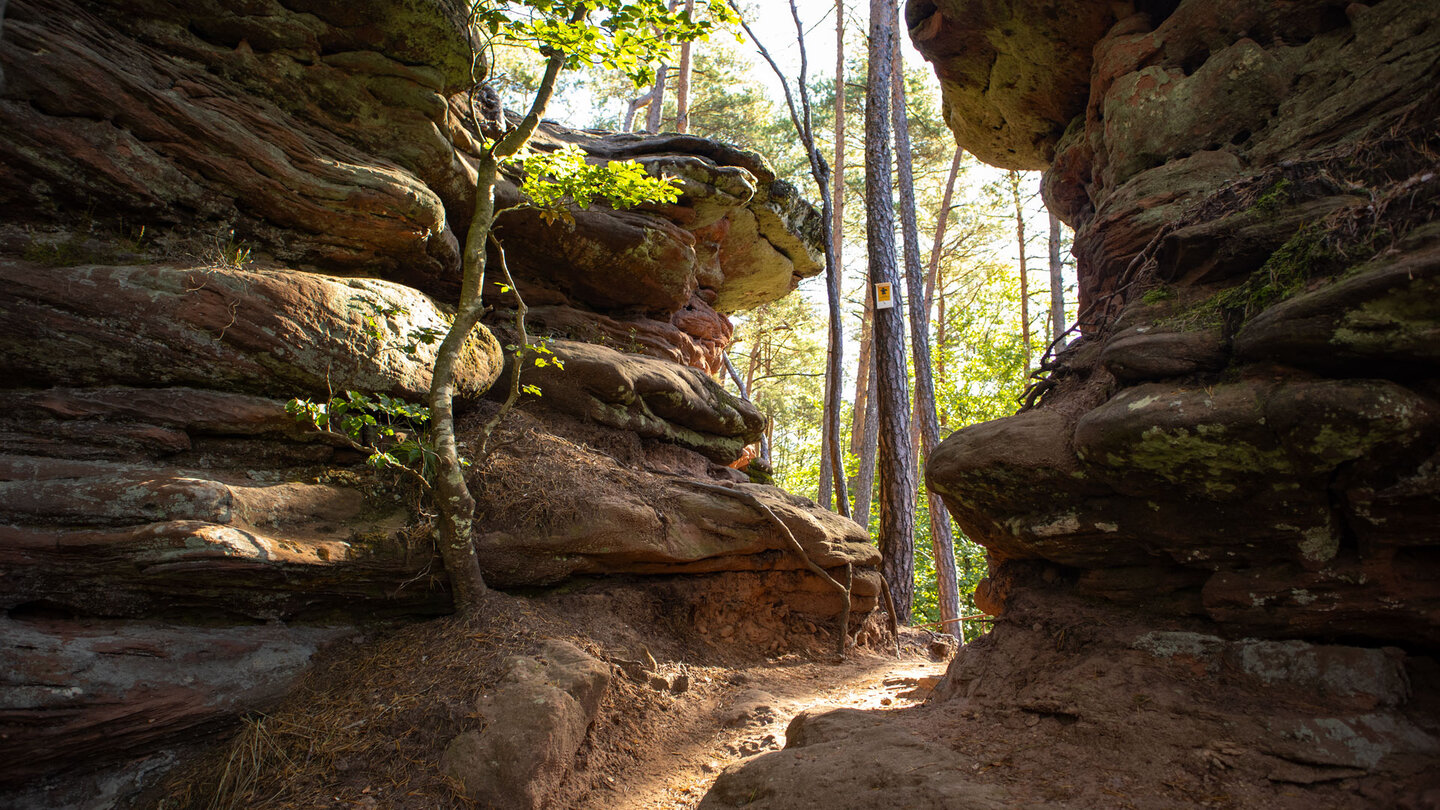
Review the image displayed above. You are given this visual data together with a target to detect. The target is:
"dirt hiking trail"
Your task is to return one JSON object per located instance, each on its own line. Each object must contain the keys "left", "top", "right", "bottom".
{"left": 577, "top": 652, "right": 947, "bottom": 810}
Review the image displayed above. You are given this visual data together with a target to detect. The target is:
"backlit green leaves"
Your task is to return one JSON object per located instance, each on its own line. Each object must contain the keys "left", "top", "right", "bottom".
{"left": 472, "top": 0, "right": 734, "bottom": 89}
{"left": 510, "top": 144, "right": 681, "bottom": 214}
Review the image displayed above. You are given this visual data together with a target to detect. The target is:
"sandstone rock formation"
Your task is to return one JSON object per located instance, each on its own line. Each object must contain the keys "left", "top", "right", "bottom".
{"left": 0, "top": 0, "right": 822, "bottom": 375}
{"left": 0, "top": 0, "right": 860, "bottom": 802}
{"left": 916, "top": 0, "right": 1440, "bottom": 650}
{"left": 906, "top": 0, "right": 1129, "bottom": 169}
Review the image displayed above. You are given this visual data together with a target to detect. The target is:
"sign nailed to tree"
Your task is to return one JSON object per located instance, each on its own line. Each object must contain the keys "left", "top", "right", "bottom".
{"left": 874, "top": 282, "right": 895, "bottom": 310}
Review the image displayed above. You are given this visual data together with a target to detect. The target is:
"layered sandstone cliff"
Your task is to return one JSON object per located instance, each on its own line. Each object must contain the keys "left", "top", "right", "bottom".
{"left": 916, "top": 0, "right": 1440, "bottom": 651}
{"left": 0, "top": 0, "right": 873, "bottom": 801}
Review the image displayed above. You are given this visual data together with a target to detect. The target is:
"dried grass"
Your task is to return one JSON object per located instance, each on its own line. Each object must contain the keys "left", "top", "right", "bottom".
{"left": 158, "top": 602, "right": 545, "bottom": 809}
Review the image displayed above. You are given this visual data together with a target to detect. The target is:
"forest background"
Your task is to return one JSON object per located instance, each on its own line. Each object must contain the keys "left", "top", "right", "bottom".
{"left": 489, "top": 0, "right": 1075, "bottom": 635}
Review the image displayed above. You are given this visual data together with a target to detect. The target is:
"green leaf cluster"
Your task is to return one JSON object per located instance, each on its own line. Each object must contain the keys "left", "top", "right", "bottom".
{"left": 286, "top": 392, "right": 439, "bottom": 480}
{"left": 510, "top": 144, "right": 681, "bottom": 216}
{"left": 474, "top": 0, "right": 733, "bottom": 88}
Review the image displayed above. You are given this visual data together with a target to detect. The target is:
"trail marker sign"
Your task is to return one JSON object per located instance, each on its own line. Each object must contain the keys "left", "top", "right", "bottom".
{"left": 874, "top": 282, "right": 895, "bottom": 310}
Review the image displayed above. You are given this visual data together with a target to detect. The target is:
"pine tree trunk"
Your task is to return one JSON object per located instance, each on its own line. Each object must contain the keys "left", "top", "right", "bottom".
{"left": 850, "top": 301, "right": 877, "bottom": 528}
{"left": 1008, "top": 170, "right": 1031, "bottom": 377}
{"left": 850, "top": 307, "right": 872, "bottom": 455}
{"left": 853, "top": 344, "right": 879, "bottom": 529}
{"left": 927, "top": 150, "right": 959, "bottom": 432}
{"left": 1049, "top": 210, "right": 1066, "bottom": 350}
{"left": 890, "top": 23, "right": 960, "bottom": 636}
{"left": 645, "top": 67, "right": 668, "bottom": 133}
{"left": 865, "top": 0, "right": 915, "bottom": 625}
{"left": 645, "top": 1, "right": 679, "bottom": 134}
{"left": 674, "top": 0, "right": 694, "bottom": 133}
{"left": 818, "top": 0, "right": 848, "bottom": 516}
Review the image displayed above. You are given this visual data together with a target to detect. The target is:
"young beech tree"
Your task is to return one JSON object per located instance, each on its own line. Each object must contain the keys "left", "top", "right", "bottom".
{"left": 429, "top": 0, "right": 728, "bottom": 612}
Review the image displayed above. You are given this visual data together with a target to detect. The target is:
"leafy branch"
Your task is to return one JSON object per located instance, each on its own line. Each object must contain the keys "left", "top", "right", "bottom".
{"left": 285, "top": 391, "right": 438, "bottom": 492}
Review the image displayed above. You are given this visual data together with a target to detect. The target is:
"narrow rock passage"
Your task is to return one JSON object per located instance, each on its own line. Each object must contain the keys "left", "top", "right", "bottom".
{"left": 577, "top": 650, "right": 947, "bottom": 810}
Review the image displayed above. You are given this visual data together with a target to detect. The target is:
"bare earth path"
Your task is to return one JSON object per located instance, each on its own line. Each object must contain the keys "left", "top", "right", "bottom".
{"left": 577, "top": 650, "right": 948, "bottom": 810}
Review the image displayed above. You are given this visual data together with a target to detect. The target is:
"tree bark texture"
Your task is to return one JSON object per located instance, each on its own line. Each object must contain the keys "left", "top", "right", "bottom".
{"left": 829, "top": 0, "right": 849, "bottom": 513}
{"left": 865, "top": 0, "right": 915, "bottom": 624}
{"left": 925, "top": 148, "right": 963, "bottom": 315}
{"left": 890, "top": 26, "right": 960, "bottom": 636}
{"left": 645, "top": 65, "right": 669, "bottom": 132}
{"left": 428, "top": 45, "right": 569, "bottom": 612}
{"left": 852, "top": 318, "right": 878, "bottom": 530}
{"left": 850, "top": 306, "right": 872, "bottom": 456}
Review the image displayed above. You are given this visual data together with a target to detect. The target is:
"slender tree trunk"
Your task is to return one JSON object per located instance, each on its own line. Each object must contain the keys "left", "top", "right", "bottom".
{"left": 1049, "top": 211, "right": 1066, "bottom": 350}
{"left": 430, "top": 44, "right": 569, "bottom": 612}
{"left": 644, "top": 1, "right": 680, "bottom": 133}
{"left": 853, "top": 342, "right": 879, "bottom": 529}
{"left": 832, "top": 0, "right": 849, "bottom": 510}
{"left": 733, "top": 0, "right": 849, "bottom": 516}
{"left": 865, "top": 0, "right": 915, "bottom": 624}
{"left": 935, "top": 281, "right": 948, "bottom": 429}
{"left": 925, "top": 150, "right": 959, "bottom": 432}
{"left": 1008, "top": 169, "right": 1031, "bottom": 377}
{"left": 675, "top": 0, "right": 695, "bottom": 133}
{"left": 850, "top": 300, "right": 877, "bottom": 528}
{"left": 890, "top": 23, "right": 960, "bottom": 637}
{"left": 645, "top": 66, "right": 669, "bottom": 132}
{"left": 850, "top": 307, "right": 872, "bottom": 455}
{"left": 623, "top": 94, "right": 646, "bottom": 132}
{"left": 926, "top": 148, "right": 962, "bottom": 315}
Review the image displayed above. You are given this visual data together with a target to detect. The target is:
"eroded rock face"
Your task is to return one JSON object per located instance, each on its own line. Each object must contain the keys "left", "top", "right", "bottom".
{"left": 462, "top": 410, "right": 881, "bottom": 612}
{"left": 0, "top": 259, "right": 504, "bottom": 400}
{"left": 923, "top": 0, "right": 1440, "bottom": 649}
{"left": 0, "top": 0, "right": 822, "bottom": 376}
{"left": 496, "top": 130, "right": 825, "bottom": 318}
{"left": 0, "top": 0, "right": 845, "bottom": 800}
{"left": 0, "top": 619, "right": 347, "bottom": 790}
{"left": 905, "top": 0, "right": 1131, "bottom": 169}
{"left": 514, "top": 338, "right": 765, "bottom": 464}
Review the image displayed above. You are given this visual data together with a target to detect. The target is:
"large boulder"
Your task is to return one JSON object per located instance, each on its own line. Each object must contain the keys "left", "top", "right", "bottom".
{"left": 443, "top": 640, "right": 612, "bottom": 810}
{"left": 465, "top": 411, "right": 882, "bottom": 615}
{"left": 514, "top": 338, "right": 765, "bottom": 464}
{"left": 0, "top": 618, "right": 346, "bottom": 791}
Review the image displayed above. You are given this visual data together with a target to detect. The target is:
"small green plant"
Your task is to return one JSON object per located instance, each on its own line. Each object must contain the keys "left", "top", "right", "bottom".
{"left": 1140, "top": 286, "right": 1176, "bottom": 305}
{"left": 510, "top": 144, "right": 681, "bottom": 224}
{"left": 1251, "top": 178, "right": 1293, "bottom": 214}
{"left": 209, "top": 228, "right": 252, "bottom": 268}
{"left": 286, "top": 391, "right": 439, "bottom": 486}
